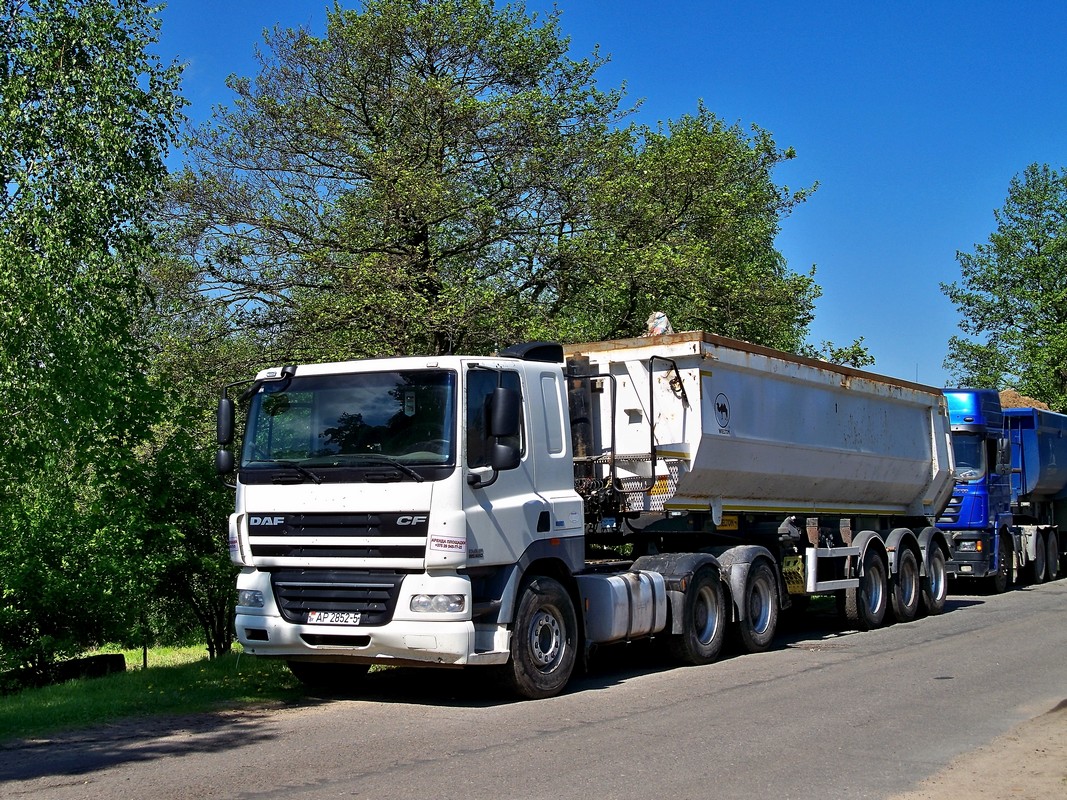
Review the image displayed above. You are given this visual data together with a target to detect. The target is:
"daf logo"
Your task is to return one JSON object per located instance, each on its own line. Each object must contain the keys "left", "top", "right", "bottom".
{"left": 397, "top": 515, "right": 428, "bottom": 526}
{"left": 249, "top": 516, "right": 285, "bottom": 526}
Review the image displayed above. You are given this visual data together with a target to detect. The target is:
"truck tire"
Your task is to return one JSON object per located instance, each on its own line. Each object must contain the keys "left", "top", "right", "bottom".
{"left": 735, "top": 560, "right": 778, "bottom": 653}
{"left": 669, "top": 566, "right": 726, "bottom": 665}
{"left": 920, "top": 546, "right": 948, "bottom": 616}
{"left": 502, "top": 576, "right": 578, "bottom": 700}
{"left": 844, "top": 547, "right": 887, "bottom": 630}
{"left": 889, "top": 547, "right": 921, "bottom": 623}
{"left": 1030, "top": 532, "right": 1047, "bottom": 584}
{"left": 1046, "top": 531, "right": 1059, "bottom": 581}
{"left": 287, "top": 661, "right": 369, "bottom": 692}
{"left": 989, "top": 535, "right": 1014, "bottom": 594}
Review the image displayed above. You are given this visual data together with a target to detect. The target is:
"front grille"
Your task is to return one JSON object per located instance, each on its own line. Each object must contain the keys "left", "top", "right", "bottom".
{"left": 247, "top": 512, "right": 429, "bottom": 570}
{"left": 271, "top": 569, "right": 405, "bottom": 625}
{"left": 937, "top": 494, "right": 963, "bottom": 525}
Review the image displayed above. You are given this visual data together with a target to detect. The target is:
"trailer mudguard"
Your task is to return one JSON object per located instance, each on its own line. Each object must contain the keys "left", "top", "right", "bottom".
{"left": 850, "top": 530, "right": 888, "bottom": 577}
{"left": 916, "top": 526, "right": 952, "bottom": 576}
{"left": 885, "top": 528, "right": 921, "bottom": 574}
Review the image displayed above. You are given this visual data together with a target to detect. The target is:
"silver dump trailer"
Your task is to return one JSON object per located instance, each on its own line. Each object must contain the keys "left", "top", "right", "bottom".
{"left": 562, "top": 332, "right": 955, "bottom": 663}
{"left": 565, "top": 332, "right": 954, "bottom": 520}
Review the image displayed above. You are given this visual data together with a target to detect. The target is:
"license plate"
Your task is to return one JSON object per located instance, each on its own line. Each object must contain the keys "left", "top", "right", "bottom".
{"left": 306, "top": 610, "right": 362, "bottom": 625}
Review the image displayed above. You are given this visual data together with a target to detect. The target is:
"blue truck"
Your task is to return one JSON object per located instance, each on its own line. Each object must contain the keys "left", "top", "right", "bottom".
{"left": 937, "top": 389, "right": 1066, "bottom": 591}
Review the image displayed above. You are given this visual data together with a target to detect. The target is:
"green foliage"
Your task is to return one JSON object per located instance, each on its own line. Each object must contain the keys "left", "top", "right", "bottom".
{"left": 0, "top": 0, "right": 188, "bottom": 673}
{"left": 0, "top": 648, "right": 301, "bottom": 742}
{"left": 168, "top": 0, "right": 828, "bottom": 364}
{"left": 942, "top": 163, "right": 1067, "bottom": 409}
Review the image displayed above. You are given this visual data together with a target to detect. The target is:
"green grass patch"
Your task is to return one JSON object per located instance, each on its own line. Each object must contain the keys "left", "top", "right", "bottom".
{"left": 0, "top": 647, "right": 303, "bottom": 743}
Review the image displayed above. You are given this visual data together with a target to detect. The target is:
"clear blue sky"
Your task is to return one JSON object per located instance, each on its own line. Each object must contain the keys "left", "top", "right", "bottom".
{"left": 154, "top": 1, "right": 1067, "bottom": 388}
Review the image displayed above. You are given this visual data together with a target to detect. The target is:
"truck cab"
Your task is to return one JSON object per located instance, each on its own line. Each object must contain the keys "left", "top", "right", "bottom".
{"left": 937, "top": 389, "right": 1014, "bottom": 587}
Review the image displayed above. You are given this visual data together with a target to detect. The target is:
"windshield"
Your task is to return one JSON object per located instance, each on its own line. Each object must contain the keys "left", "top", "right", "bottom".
{"left": 951, "top": 432, "right": 986, "bottom": 481}
{"left": 240, "top": 369, "right": 456, "bottom": 481}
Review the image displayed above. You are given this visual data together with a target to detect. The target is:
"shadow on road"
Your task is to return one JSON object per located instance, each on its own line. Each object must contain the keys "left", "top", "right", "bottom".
{"left": 0, "top": 706, "right": 295, "bottom": 782}
{"left": 0, "top": 589, "right": 1005, "bottom": 782}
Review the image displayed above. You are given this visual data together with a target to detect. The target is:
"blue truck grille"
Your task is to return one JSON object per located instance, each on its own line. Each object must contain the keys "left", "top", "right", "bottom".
{"left": 937, "top": 494, "right": 963, "bottom": 525}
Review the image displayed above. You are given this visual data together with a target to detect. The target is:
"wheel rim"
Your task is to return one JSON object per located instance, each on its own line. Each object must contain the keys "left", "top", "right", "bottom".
{"left": 900, "top": 554, "right": 919, "bottom": 607}
{"left": 864, "top": 562, "right": 884, "bottom": 614}
{"left": 529, "top": 608, "right": 563, "bottom": 670}
{"left": 748, "top": 573, "right": 773, "bottom": 635}
{"left": 929, "top": 552, "right": 946, "bottom": 602}
{"left": 694, "top": 585, "right": 720, "bottom": 645}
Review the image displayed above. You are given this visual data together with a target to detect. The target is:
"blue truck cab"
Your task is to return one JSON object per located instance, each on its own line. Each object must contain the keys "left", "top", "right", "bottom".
{"left": 937, "top": 389, "right": 1014, "bottom": 586}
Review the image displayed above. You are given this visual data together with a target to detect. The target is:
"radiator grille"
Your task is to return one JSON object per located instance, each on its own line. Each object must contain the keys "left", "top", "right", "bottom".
{"left": 270, "top": 569, "right": 405, "bottom": 625}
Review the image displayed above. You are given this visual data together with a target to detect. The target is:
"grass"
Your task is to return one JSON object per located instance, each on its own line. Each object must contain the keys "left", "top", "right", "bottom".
{"left": 0, "top": 646, "right": 304, "bottom": 743}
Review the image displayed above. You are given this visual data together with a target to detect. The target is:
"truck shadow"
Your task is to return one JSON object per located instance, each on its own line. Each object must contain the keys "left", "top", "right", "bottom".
{"left": 321, "top": 594, "right": 993, "bottom": 706}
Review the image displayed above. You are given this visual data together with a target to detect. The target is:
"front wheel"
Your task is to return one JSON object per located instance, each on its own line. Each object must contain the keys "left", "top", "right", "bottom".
{"left": 920, "top": 546, "right": 948, "bottom": 616}
{"left": 735, "top": 560, "right": 778, "bottom": 653}
{"left": 890, "top": 547, "right": 921, "bottom": 623}
{"left": 502, "top": 576, "right": 578, "bottom": 700}
{"left": 669, "top": 566, "right": 726, "bottom": 665}
{"left": 989, "top": 534, "right": 1014, "bottom": 594}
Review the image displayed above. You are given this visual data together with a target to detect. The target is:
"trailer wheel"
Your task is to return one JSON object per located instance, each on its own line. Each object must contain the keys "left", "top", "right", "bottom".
{"left": 735, "top": 560, "right": 778, "bottom": 653}
{"left": 1030, "top": 532, "right": 1048, "bottom": 584}
{"left": 669, "top": 566, "right": 726, "bottom": 665}
{"left": 890, "top": 547, "right": 921, "bottom": 623}
{"left": 502, "top": 576, "right": 578, "bottom": 700}
{"left": 989, "top": 535, "right": 1014, "bottom": 594}
{"left": 1046, "top": 531, "right": 1059, "bottom": 581}
{"left": 845, "top": 547, "right": 887, "bottom": 630}
{"left": 287, "top": 661, "right": 369, "bottom": 692}
{"left": 920, "top": 546, "right": 948, "bottom": 616}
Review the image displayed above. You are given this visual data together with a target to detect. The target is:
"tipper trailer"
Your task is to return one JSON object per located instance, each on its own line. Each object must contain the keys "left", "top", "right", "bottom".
{"left": 217, "top": 331, "right": 955, "bottom": 699}
{"left": 937, "top": 392, "right": 1066, "bottom": 590}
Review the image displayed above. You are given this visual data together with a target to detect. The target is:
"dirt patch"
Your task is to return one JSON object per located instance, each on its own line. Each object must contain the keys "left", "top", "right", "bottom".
{"left": 892, "top": 700, "right": 1067, "bottom": 799}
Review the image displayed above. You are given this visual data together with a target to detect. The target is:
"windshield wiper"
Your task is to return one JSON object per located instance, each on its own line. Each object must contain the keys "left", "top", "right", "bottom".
{"left": 348, "top": 454, "right": 425, "bottom": 483}
{"left": 251, "top": 459, "right": 323, "bottom": 485}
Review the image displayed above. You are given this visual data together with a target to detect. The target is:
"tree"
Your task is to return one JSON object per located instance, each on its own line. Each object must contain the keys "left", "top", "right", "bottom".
{"left": 544, "top": 107, "right": 819, "bottom": 350}
{"left": 0, "top": 0, "right": 185, "bottom": 675}
{"left": 168, "top": 0, "right": 835, "bottom": 364}
{"left": 942, "top": 163, "right": 1067, "bottom": 410}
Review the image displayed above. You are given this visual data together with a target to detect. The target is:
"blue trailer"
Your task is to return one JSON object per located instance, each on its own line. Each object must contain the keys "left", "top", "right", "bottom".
{"left": 937, "top": 389, "right": 1066, "bottom": 591}
{"left": 1004, "top": 406, "right": 1067, "bottom": 580}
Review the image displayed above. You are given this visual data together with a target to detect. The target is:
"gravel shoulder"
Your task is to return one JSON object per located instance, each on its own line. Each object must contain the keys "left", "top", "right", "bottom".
{"left": 891, "top": 699, "right": 1067, "bottom": 799}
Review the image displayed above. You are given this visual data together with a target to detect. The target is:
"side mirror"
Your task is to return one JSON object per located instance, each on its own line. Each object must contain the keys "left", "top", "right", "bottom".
{"left": 216, "top": 448, "right": 235, "bottom": 475}
{"left": 489, "top": 387, "right": 520, "bottom": 437}
{"left": 217, "top": 397, "right": 235, "bottom": 446}
{"left": 490, "top": 441, "right": 521, "bottom": 472}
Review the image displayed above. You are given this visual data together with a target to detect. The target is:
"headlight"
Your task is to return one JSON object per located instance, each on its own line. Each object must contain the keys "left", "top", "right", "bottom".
{"left": 955, "top": 541, "right": 979, "bottom": 553}
{"left": 238, "top": 589, "right": 265, "bottom": 608}
{"left": 410, "top": 594, "right": 466, "bottom": 613}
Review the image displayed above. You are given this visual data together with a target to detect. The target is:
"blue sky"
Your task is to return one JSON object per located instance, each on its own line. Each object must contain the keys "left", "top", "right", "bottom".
{"left": 154, "top": 1, "right": 1067, "bottom": 387}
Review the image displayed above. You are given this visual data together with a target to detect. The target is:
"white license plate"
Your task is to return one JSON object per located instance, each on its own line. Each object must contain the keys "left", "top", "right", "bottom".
{"left": 306, "top": 610, "right": 362, "bottom": 625}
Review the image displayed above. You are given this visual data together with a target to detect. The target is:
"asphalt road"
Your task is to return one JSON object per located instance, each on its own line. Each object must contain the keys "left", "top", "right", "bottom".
{"left": 3, "top": 580, "right": 1066, "bottom": 800}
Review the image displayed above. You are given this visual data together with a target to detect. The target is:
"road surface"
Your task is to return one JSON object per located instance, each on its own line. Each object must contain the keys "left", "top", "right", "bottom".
{"left": 2, "top": 580, "right": 1065, "bottom": 799}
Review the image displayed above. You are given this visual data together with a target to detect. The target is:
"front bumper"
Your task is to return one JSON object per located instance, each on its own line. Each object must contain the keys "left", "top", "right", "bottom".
{"left": 236, "top": 612, "right": 481, "bottom": 666}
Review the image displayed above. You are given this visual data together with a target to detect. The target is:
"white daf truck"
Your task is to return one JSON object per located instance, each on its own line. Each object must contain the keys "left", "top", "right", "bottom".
{"left": 216, "top": 331, "right": 955, "bottom": 698}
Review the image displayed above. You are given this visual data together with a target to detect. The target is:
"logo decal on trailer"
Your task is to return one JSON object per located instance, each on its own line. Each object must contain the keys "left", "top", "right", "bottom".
{"left": 714, "top": 393, "right": 731, "bottom": 429}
